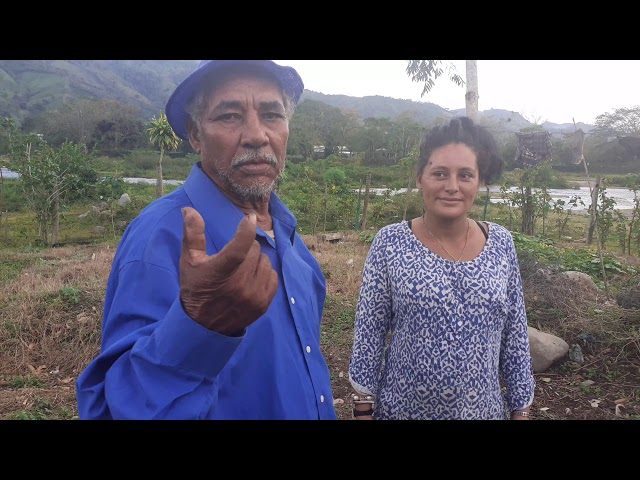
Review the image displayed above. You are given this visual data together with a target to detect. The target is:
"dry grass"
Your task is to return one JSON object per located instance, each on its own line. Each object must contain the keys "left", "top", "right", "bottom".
{"left": 0, "top": 234, "right": 639, "bottom": 420}
{"left": 303, "top": 231, "right": 370, "bottom": 299}
{"left": 0, "top": 245, "right": 111, "bottom": 419}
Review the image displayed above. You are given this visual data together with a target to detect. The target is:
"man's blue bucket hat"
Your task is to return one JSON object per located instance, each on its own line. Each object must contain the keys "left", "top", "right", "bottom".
{"left": 165, "top": 60, "right": 304, "bottom": 140}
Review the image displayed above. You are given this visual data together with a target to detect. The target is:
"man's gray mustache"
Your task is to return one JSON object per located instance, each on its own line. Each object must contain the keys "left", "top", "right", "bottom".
{"left": 232, "top": 154, "right": 279, "bottom": 168}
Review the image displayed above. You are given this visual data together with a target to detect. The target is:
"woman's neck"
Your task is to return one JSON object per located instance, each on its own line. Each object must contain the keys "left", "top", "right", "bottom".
{"left": 422, "top": 214, "right": 470, "bottom": 238}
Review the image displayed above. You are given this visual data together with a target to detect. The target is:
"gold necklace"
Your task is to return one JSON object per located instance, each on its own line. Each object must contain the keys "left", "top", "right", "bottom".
{"left": 422, "top": 215, "right": 470, "bottom": 262}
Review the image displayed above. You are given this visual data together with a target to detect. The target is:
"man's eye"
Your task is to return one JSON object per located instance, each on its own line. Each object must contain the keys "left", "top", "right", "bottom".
{"left": 264, "top": 112, "right": 286, "bottom": 120}
{"left": 215, "top": 113, "right": 240, "bottom": 121}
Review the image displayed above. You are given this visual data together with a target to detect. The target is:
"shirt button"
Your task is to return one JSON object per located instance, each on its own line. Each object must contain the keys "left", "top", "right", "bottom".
{"left": 320, "top": 395, "right": 325, "bottom": 403}
{"left": 290, "top": 297, "right": 295, "bottom": 304}
{"left": 306, "top": 346, "right": 311, "bottom": 353}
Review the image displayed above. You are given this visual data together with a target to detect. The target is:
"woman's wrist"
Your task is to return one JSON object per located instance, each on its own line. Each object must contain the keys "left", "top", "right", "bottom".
{"left": 511, "top": 408, "right": 531, "bottom": 419}
{"left": 352, "top": 393, "right": 375, "bottom": 418}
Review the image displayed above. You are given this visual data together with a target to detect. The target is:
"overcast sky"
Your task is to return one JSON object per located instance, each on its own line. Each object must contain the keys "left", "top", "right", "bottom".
{"left": 274, "top": 60, "right": 640, "bottom": 125}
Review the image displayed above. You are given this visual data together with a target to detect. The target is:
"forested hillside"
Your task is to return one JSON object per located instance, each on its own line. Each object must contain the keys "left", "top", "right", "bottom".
{"left": 0, "top": 60, "right": 592, "bottom": 134}
{"left": 0, "top": 60, "right": 198, "bottom": 125}
{"left": 5, "top": 60, "right": 640, "bottom": 173}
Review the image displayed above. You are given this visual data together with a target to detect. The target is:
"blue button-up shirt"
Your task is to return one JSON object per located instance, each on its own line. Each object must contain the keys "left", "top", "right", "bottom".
{"left": 76, "top": 162, "right": 336, "bottom": 420}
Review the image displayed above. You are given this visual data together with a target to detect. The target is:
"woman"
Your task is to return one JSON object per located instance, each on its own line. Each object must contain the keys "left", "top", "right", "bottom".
{"left": 348, "top": 116, "right": 535, "bottom": 420}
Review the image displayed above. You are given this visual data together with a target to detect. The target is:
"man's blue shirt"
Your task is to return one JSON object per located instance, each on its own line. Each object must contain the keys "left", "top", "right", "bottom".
{"left": 76, "top": 162, "right": 337, "bottom": 420}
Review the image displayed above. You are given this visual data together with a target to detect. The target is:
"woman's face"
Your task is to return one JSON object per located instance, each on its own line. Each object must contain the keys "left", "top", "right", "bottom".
{"left": 417, "top": 143, "right": 481, "bottom": 221}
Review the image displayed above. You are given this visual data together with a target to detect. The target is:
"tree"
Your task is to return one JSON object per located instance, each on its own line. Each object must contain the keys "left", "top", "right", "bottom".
{"left": 357, "top": 117, "right": 394, "bottom": 165}
{"left": 93, "top": 100, "right": 146, "bottom": 153}
{"left": 592, "top": 106, "right": 640, "bottom": 137}
{"left": 38, "top": 98, "right": 146, "bottom": 154}
{"left": 288, "top": 100, "right": 359, "bottom": 160}
{"left": 1, "top": 121, "right": 98, "bottom": 246}
{"left": 147, "top": 111, "right": 181, "bottom": 198}
{"left": 41, "top": 98, "right": 102, "bottom": 153}
{"left": 406, "top": 60, "right": 479, "bottom": 122}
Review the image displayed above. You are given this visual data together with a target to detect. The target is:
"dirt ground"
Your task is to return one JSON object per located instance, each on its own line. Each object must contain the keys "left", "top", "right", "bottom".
{"left": 0, "top": 234, "right": 638, "bottom": 420}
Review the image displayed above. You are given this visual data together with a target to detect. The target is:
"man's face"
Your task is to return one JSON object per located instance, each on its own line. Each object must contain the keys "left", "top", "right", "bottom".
{"left": 188, "top": 72, "right": 289, "bottom": 205}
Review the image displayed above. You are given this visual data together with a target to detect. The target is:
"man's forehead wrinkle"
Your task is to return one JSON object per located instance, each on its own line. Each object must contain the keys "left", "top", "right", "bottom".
{"left": 210, "top": 99, "right": 285, "bottom": 113}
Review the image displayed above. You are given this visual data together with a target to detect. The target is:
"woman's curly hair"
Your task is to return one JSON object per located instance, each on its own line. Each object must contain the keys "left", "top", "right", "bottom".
{"left": 417, "top": 116, "right": 504, "bottom": 185}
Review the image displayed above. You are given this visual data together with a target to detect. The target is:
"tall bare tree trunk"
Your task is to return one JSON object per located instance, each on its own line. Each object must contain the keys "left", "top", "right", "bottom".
{"left": 587, "top": 176, "right": 601, "bottom": 245}
{"left": 156, "top": 149, "right": 164, "bottom": 198}
{"left": 465, "top": 60, "right": 479, "bottom": 122}
{"left": 354, "top": 180, "right": 363, "bottom": 231}
{"left": 322, "top": 183, "right": 328, "bottom": 232}
{"left": 360, "top": 173, "right": 371, "bottom": 231}
{"left": 52, "top": 194, "right": 60, "bottom": 245}
{"left": 522, "top": 185, "right": 535, "bottom": 235}
{"left": 403, "top": 174, "right": 413, "bottom": 221}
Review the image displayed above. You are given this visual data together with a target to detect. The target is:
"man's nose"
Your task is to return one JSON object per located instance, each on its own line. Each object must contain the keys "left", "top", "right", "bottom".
{"left": 241, "top": 112, "right": 269, "bottom": 148}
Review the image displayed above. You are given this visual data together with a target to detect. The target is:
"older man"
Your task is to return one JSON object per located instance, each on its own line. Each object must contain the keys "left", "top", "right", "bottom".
{"left": 76, "top": 60, "right": 337, "bottom": 420}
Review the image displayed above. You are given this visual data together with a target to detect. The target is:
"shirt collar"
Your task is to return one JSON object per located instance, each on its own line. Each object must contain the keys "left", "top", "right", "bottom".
{"left": 183, "top": 162, "right": 297, "bottom": 251}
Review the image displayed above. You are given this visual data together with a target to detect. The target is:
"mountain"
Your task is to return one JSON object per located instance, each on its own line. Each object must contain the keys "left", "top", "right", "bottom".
{"left": 0, "top": 60, "right": 593, "bottom": 134}
{"left": 302, "top": 91, "right": 594, "bottom": 136}
{"left": 0, "top": 60, "right": 199, "bottom": 123}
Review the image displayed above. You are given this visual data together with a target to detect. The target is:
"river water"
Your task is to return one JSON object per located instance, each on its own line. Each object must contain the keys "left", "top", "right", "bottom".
{"left": 368, "top": 186, "right": 637, "bottom": 212}
{"left": 2, "top": 168, "right": 636, "bottom": 212}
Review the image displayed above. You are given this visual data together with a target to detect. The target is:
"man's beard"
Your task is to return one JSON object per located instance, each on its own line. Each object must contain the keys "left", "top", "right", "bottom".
{"left": 215, "top": 151, "right": 282, "bottom": 205}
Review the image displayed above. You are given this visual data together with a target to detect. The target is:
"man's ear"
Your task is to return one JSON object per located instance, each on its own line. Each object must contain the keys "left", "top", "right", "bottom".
{"left": 186, "top": 118, "right": 201, "bottom": 154}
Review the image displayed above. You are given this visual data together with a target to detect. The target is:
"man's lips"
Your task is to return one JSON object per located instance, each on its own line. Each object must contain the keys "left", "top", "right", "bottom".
{"left": 235, "top": 162, "right": 275, "bottom": 174}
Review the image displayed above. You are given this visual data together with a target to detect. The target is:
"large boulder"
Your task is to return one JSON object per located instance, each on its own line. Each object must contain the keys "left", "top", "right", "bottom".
{"left": 528, "top": 326, "right": 570, "bottom": 373}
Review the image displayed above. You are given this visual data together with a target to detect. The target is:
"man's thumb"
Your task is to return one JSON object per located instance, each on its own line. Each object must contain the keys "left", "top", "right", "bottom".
{"left": 181, "top": 207, "right": 207, "bottom": 261}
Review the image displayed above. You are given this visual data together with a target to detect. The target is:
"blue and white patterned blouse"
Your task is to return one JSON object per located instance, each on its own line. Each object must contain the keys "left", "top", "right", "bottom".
{"left": 349, "top": 220, "right": 535, "bottom": 420}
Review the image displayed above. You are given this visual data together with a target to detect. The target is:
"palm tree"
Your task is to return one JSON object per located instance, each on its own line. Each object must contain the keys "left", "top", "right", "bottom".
{"left": 147, "top": 111, "right": 181, "bottom": 198}
{"left": 406, "top": 60, "right": 479, "bottom": 122}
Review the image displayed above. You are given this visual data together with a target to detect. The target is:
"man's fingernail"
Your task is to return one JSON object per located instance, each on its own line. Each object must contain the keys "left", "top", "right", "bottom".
{"left": 181, "top": 208, "right": 186, "bottom": 219}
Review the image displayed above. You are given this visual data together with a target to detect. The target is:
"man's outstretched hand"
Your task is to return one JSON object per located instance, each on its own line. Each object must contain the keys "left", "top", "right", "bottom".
{"left": 179, "top": 207, "right": 278, "bottom": 336}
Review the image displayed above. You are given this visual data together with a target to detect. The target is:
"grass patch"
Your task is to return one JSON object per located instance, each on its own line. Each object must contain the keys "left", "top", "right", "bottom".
{"left": 321, "top": 296, "right": 357, "bottom": 347}
{"left": 0, "top": 260, "right": 28, "bottom": 282}
{"left": 9, "top": 375, "right": 44, "bottom": 388}
{"left": 8, "top": 397, "right": 75, "bottom": 420}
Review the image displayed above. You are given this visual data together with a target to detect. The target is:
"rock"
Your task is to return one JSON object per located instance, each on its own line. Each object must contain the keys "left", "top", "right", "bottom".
{"left": 118, "top": 193, "right": 131, "bottom": 207}
{"left": 93, "top": 226, "right": 106, "bottom": 234}
{"left": 569, "top": 344, "right": 584, "bottom": 363}
{"left": 528, "top": 326, "right": 570, "bottom": 373}
{"left": 560, "top": 271, "right": 599, "bottom": 291}
{"left": 617, "top": 287, "right": 640, "bottom": 309}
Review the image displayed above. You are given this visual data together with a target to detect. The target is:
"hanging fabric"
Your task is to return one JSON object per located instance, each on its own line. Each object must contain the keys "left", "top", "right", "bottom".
{"left": 563, "top": 128, "right": 585, "bottom": 164}
{"left": 515, "top": 131, "right": 553, "bottom": 168}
